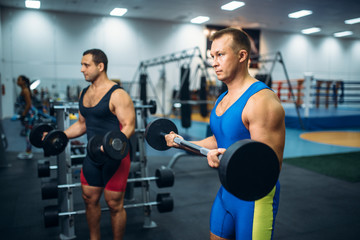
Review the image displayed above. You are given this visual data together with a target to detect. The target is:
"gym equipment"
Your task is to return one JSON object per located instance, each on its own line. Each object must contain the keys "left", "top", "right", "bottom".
{"left": 30, "top": 124, "right": 69, "bottom": 156}
{"left": 180, "top": 65, "right": 191, "bottom": 128}
{"left": 41, "top": 166, "right": 174, "bottom": 199}
{"left": 145, "top": 118, "right": 280, "bottom": 201}
{"left": 43, "top": 193, "right": 174, "bottom": 227}
{"left": 87, "top": 130, "right": 129, "bottom": 163}
{"left": 37, "top": 154, "right": 85, "bottom": 178}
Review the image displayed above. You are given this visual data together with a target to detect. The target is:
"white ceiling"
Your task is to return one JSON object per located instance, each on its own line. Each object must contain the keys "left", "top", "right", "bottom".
{"left": 0, "top": 0, "right": 360, "bottom": 39}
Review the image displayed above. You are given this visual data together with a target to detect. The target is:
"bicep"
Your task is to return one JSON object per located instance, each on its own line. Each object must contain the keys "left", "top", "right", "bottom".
{"left": 246, "top": 95, "right": 285, "bottom": 162}
{"left": 112, "top": 90, "right": 136, "bottom": 137}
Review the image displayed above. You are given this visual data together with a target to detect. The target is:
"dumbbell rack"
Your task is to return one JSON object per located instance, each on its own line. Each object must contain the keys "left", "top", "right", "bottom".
{"left": 42, "top": 101, "right": 172, "bottom": 239}
{"left": 134, "top": 101, "right": 157, "bottom": 228}
{"left": 54, "top": 104, "right": 78, "bottom": 239}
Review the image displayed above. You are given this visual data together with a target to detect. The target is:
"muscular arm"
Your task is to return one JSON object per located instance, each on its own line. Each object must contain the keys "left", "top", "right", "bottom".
{"left": 110, "top": 89, "right": 135, "bottom": 139}
{"left": 165, "top": 133, "right": 218, "bottom": 155}
{"left": 64, "top": 90, "right": 87, "bottom": 139}
{"left": 243, "top": 89, "right": 285, "bottom": 169}
{"left": 64, "top": 110, "right": 87, "bottom": 139}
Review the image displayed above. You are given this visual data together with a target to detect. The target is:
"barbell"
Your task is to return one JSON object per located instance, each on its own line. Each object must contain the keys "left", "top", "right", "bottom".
{"left": 43, "top": 193, "right": 173, "bottom": 227}
{"left": 41, "top": 166, "right": 174, "bottom": 199}
{"left": 145, "top": 118, "right": 280, "bottom": 201}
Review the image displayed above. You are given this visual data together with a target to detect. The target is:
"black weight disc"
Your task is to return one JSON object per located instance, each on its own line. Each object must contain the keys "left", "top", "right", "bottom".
{"left": 44, "top": 205, "right": 59, "bottom": 228}
{"left": 148, "top": 99, "right": 157, "bottom": 114}
{"left": 87, "top": 135, "right": 105, "bottom": 164}
{"left": 155, "top": 166, "right": 175, "bottom": 188}
{"left": 103, "top": 131, "right": 129, "bottom": 161}
{"left": 218, "top": 139, "right": 280, "bottom": 201}
{"left": 156, "top": 193, "right": 174, "bottom": 213}
{"left": 30, "top": 124, "right": 54, "bottom": 148}
{"left": 42, "top": 130, "right": 69, "bottom": 156}
{"left": 145, "top": 118, "right": 178, "bottom": 151}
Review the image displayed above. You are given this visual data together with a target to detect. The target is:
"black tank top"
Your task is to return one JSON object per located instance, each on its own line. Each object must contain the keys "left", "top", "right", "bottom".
{"left": 79, "top": 84, "right": 121, "bottom": 140}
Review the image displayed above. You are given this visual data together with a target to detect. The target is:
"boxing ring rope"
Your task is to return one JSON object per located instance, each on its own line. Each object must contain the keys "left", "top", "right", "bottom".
{"left": 274, "top": 75, "right": 360, "bottom": 117}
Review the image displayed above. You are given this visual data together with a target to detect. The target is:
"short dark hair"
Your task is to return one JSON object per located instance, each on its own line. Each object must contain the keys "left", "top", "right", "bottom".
{"left": 210, "top": 28, "right": 251, "bottom": 60}
{"left": 83, "top": 49, "right": 108, "bottom": 72}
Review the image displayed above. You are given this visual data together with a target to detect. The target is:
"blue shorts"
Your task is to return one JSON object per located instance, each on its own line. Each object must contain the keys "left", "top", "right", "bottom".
{"left": 210, "top": 181, "right": 280, "bottom": 240}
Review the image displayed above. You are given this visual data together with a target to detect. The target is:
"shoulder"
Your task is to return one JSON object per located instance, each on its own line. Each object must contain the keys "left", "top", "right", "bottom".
{"left": 110, "top": 87, "right": 132, "bottom": 104}
{"left": 245, "top": 89, "right": 284, "bottom": 122}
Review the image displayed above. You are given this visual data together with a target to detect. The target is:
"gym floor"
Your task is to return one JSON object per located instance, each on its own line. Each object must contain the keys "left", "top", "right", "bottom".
{"left": 1, "top": 113, "right": 360, "bottom": 240}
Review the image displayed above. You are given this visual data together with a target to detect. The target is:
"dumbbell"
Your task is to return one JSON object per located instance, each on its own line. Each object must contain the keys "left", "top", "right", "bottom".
{"left": 145, "top": 118, "right": 280, "bottom": 201}
{"left": 43, "top": 193, "right": 173, "bottom": 227}
{"left": 37, "top": 154, "right": 85, "bottom": 178}
{"left": 87, "top": 131, "right": 129, "bottom": 164}
{"left": 30, "top": 124, "right": 68, "bottom": 156}
{"left": 41, "top": 166, "right": 174, "bottom": 199}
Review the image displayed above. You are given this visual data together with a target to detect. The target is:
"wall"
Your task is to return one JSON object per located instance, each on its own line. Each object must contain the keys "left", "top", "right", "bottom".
{"left": 0, "top": 7, "right": 206, "bottom": 117}
{"left": 1, "top": 7, "right": 360, "bottom": 117}
{"left": 260, "top": 30, "right": 360, "bottom": 81}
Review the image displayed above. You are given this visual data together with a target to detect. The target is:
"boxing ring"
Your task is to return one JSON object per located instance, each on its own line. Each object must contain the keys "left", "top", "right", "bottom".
{"left": 273, "top": 75, "right": 360, "bottom": 130}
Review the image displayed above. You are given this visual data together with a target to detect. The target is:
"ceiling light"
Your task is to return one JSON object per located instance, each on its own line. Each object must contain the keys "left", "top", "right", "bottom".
{"left": 190, "top": 16, "right": 210, "bottom": 24}
{"left": 345, "top": 17, "right": 360, "bottom": 25}
{"left": 221, "top": 1, "right": 245, "bottom": 11}
{"left": 301, "top": 27, "right": 321, "bottom": 34}
{"left": 334, "top": 31, "right": 353, "bottom": 37}
{"left": 110, "top": 8, "right": 128, "bottom": 16}
{"left": 288, "top": 10, "right": 312, "bottom": 19}
{"left": 25, "top": 0, "right": 41, "bottom": 9}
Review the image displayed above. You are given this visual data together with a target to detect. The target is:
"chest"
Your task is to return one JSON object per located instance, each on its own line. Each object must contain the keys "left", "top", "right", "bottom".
{"left": 83, "top": 88, "right": 110, "bottom": 108}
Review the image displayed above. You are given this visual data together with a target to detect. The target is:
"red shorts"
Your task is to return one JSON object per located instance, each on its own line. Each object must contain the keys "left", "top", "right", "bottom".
{"left": 80, "top": 153, "right": 131, "bottom": 192}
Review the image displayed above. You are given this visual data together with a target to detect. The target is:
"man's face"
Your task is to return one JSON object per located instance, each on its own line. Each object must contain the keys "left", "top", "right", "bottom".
{"left": 81, "top": 54, "right": 100, "bottom": 83}
{"left": 210, "top": 35, "right": 240, "bottom": 82}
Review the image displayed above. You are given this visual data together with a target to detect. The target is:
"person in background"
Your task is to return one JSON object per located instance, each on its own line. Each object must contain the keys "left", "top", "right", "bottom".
{"left": 16, "top": 75, "right": 38, "bottom": 159}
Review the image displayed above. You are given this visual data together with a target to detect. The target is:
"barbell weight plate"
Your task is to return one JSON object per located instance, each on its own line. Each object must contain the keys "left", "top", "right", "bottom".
{"left": 156, "top": 193, "right": 174, "bottom": 213}
{"left": 44, "top": 205, "right": 59, "bottom": 228}
{"left": 148, "top": 99, "right": 157, "bottom": 114}
{"left": 145, "top": 118, "right": 178, "bottom": 151}
{"left": 87, "top": 135, "right": 105, "bottom": 164}
{"left": 42, "top": 130, "right": 69, "bottom": 156}
{"left": 155, "top": 166, "right": 175, "bottom": 188}
{"left": 218, "top": 139, "right": 280, "bottom": 201}
{"left": 30, "top": 124, "right": 54, "bottom": 148}
{"left": 103, "top": 131, "right": 129, "bottom": 161}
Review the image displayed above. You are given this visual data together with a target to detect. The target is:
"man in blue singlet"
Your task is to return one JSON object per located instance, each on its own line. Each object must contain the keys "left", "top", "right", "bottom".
{"left": 63, "top": 49, "right": 135, "bottom": 239}
{"left": 165, "top": 28, "right": 285, "bottom": 240}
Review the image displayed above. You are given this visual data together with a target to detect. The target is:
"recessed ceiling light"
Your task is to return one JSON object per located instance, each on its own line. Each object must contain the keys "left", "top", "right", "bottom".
{"left": 288, "top": 10, "right": 313, "bottom": 19}
{"left": 221, "top": 1, "right": 245, "bottom": 11}
{"left": 190, "top": 16, "right": 210, "bottom": 24}
{"left": 334, "top": 31, "right": 353, "bottom": 37}
{"left": 301, "top": 27, "right": 321, "bottom": 34}
{"left": 345, "top": 17, "right": 360, "bottom": 25}
{"left": 110, "top": 8, "right": 128, "bottom": 16}
{"left": 25, "top": 0, "right": 41, "bottom": 9}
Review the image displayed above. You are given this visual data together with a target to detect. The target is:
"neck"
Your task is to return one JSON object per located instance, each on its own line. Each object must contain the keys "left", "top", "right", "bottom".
{"left": 90, "top": 73, "right": 109, "bottom": 89}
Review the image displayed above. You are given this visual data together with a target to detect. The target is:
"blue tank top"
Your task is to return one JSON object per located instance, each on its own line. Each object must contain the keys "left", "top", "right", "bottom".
{"left": 79, "top": 84, "right": 121, "bottom": 140}
{"left": 210, "top": 81, "right": 270, "bottom": 149}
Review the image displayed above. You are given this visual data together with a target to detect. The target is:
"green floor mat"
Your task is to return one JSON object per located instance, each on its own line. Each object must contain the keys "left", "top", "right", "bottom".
{"left": 284, "top": 151, "right": 360, "bottom": 182}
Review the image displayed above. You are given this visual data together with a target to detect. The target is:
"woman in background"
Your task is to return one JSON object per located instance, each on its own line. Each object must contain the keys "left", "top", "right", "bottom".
{"left": 16, "top": 75, "right": 37, "bottom": 159}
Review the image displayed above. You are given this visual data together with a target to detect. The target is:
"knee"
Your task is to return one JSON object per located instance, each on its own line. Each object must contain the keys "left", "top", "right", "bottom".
{"left": 82, "top": 192, "right": 100, "bottom": 206}
{"left": 106, "top": 198, "right": 124, "bottom": 213}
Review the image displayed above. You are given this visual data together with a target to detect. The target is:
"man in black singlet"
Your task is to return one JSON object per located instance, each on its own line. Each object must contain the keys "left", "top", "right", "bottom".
{"left": 64, "top": 49, "right": 135, "bottom": 239}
